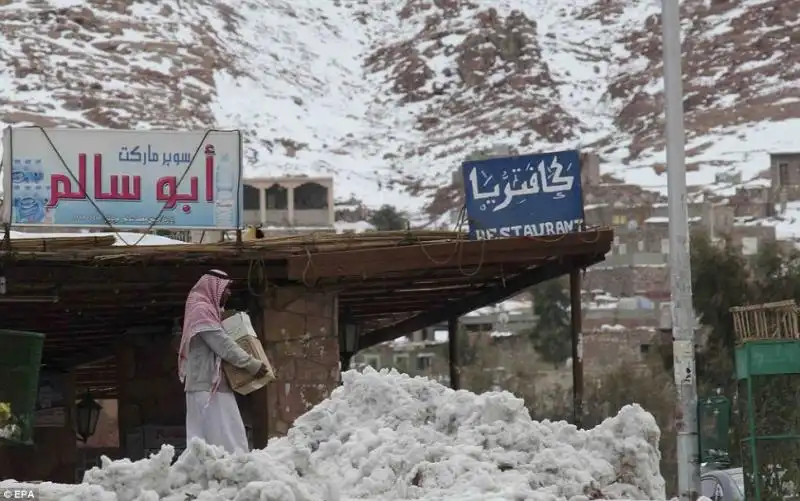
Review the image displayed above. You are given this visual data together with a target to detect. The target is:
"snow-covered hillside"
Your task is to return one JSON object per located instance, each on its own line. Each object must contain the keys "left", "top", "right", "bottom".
{"left": 0, "top": 0, "right": 797, "bottom": 216}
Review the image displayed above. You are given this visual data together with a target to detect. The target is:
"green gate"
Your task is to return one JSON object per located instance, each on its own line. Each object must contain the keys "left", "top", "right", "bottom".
{"left": 731, "top": 300, "right": 800, "bottom": 501}
{"left": 699, "top": 394, "right": 731, "bottom": 466}
{"left": 0, "top": 330, "right": 45, "bottom": 445}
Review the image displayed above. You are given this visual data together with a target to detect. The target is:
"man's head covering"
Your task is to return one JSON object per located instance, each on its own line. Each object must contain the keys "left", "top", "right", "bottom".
{"left": 177, "top": 269, "right": 232, "bottom": 393}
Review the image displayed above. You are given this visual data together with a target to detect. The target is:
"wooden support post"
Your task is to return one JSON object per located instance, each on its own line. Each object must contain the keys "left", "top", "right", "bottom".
{"left": 569, "top": 269, "right": 584, "bottom": 428}
{"left": 447, "top": 317, "right": 460, "bottom": 390}
{"left": 247, "top": 294, "right": 269, "bottom": 449}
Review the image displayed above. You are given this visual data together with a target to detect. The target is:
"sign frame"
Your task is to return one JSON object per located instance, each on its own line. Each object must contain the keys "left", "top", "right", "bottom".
{"left": 461, "top": 149, "right": 585, "bottom": 240}
{"left": 1, "top": 126, "right": 244, "bottom": 231}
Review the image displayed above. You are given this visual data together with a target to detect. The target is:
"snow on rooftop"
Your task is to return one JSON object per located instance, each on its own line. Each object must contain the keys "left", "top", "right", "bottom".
{"left": 335, "top": 220, "right": 376, "bottom": 233}
{"left": 598, "top": 324, "right": 628, "bottom": 332}
{"left": 490, "top": 330, "right": 515, "bottom": 338}
{"left": 464, "top": 298, "right": 532, "bottom": 317}
{"left": 4, "top": 369, "right": 669, "bottom": 501}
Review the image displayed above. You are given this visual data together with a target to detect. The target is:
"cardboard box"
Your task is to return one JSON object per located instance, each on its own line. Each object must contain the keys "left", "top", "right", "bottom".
{"left": 221, "top": 312, "right": 276, "bottom": 395}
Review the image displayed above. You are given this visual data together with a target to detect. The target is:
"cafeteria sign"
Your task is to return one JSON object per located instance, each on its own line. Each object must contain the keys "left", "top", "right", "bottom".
{"left": 1, "top": 127, "right": 244, "bottom": 230}
{"left": 461, "top": 149, "right": 585, "bottom": 240}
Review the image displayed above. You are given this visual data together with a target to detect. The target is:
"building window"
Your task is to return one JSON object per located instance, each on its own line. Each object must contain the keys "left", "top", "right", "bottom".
{"left": 265, "top": 184, "right": 288, "bottom": 210}
{"left": 640, "top": 344, "right": 651, "bottom": 355}
{"left": 612, "top": 214, "right": 628, "bottom": 226}
{"left": 661, "top": 238, "right": 670, "bottom": 255}
{"left": 294, "top": 182, "right": 328, "bottom": 210}
{"left": 637, "top": 240, "right": 644, "bottom": 252}
{"left": 416, "top": 353, "right": 433, "bottom": 371}
{"left": 393, "top": 354, "right": 409, "bottom": 372}
{"left": 741, "top": 236, "right": 759, "bottom": 256}
{"left": 243, "top": 184, "right": 260, "bottom": 211}
{"left": 362, "top": 354, "right": 381, "bottom": 370}
{"left": 778, "top": 162, "right": 789, "bottom": 185}
{"left": 618, "top": 243, "right": 627, "bottom": 255}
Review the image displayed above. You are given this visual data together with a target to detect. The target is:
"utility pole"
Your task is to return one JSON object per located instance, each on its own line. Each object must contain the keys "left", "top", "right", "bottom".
{"left": 661, "top": 0, "right": 701, "bottom": 499}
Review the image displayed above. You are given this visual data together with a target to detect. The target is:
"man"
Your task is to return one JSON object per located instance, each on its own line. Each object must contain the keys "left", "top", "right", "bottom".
{"left": 177, "top": 269, "right": 268, "bottom": 453}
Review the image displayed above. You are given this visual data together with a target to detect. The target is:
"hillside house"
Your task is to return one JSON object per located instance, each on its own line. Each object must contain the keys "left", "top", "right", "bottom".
{"left": 582, "top": 290, "right": 661, "bottom": 330}
{"left": 729, "top": 186, "right": 774, "bottom": 219}
{"left": 770, "top": 152, "right": 800, "bottom": 201}
{"left": 584, "top": 262, "right": 669, "bottom": 298}
{"left": 584, "top": 202, "right": 652, "bottom": 230}
{"left": 580, "top": 152, "right": 601, "bottom": 188}
{"left": 728, "top": 222, "right": 777, "bottom": 256}
{"left": 352, "top": 322, "right": 663, "bottom": 389}
{"left": 581, "top": 327, "right": 661, "bottom": 373}
{"left": 242, "top": 176, "right": 334, "bottom": 228}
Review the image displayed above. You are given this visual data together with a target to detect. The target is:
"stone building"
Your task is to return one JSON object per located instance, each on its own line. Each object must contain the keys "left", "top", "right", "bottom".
{"left": 242, "top": 176, "right": 334, "bottom": 228}
{"left": 770, "top": 151, "right": 800, "bottom": 201}
{"left": 584, "top": 262, "right": 670, "bottom": 299}
{"left": 729, "top": 185, "right": 774, "bottom": 219}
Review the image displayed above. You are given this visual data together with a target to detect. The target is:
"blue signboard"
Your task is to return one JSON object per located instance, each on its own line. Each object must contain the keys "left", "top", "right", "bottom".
{"left": 461, "top": 150, "right": 584, "bottom": 240}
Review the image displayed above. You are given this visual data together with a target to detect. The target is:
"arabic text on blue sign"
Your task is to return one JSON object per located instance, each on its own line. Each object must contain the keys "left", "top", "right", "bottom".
{"left": 461, "top": 149, "right": 584, "bottom": 240}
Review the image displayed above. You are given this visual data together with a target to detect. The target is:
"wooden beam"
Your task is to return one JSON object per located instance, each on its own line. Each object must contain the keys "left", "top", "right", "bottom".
{"left": 341, "top": 283, "right": 478, "bottom": 297}
{"left": 331, "top": 265, "right": 526, "bottom": 287}
{"left": 360, "top": 253, "right": 605, "bottom": 348}
{"left": 349, "top": 305, "right": 439, "bottom": 317}
{"left": 287, "top": 231, "right": 612, "bottom": 281}
{"left": 350, "top": 312, "right": 418, "bottom": 320}
{"left": 4, "top": 262, "right": 286, "bottom": 284}
{"left": 69, "top": 348, "right": 118, "bottom": 369}
{"left": 341, "top": 292, "right": 474, "bottom": 305}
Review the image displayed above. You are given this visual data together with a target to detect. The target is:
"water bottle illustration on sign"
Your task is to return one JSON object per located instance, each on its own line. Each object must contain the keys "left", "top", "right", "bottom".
{"left": 11, "top": 159, "right": 53, "bottom": 224}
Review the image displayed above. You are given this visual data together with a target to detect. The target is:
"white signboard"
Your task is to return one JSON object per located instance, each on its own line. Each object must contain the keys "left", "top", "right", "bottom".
{"left": 1, "top": 127, "right": 244, "bottom": 230}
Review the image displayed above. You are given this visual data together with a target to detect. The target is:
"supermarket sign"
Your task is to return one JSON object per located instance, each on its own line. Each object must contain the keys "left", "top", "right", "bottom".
{"left": 1, "top": 127, "right": 244, "bottom": 230}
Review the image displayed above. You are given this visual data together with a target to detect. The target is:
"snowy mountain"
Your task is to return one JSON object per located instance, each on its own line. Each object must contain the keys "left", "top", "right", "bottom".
{"left": 0, "top": 0, "right": 797, "bottom": 218}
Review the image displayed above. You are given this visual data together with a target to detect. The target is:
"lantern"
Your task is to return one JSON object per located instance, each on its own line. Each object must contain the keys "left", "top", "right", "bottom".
{"left": 342, "top": 323, "right": 359, "bottom": 353}
{"left": 74, "top": 392, "right": 102, "bottom": 443}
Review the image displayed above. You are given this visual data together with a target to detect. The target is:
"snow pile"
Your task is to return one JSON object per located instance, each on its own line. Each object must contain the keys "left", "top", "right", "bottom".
{"left": 7, "top": 369, "right": 666, "bottom": 500}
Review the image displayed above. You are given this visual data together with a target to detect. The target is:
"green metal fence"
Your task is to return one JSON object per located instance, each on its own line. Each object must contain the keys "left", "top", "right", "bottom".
{"left": 699, "top": 394, "right": 731, "bottom": 465}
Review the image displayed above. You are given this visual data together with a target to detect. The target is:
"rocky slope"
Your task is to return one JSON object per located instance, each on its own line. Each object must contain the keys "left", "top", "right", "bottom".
{"left": 0, "top": 0, "right": 797, "bottom": 217}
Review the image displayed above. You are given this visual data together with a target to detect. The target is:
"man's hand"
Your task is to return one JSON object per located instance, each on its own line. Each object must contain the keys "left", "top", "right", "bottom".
{"left": 254, "top": 362, "right": 269, "bottom": 379}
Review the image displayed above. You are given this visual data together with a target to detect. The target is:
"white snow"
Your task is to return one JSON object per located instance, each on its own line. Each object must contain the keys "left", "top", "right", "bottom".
{"left": 746, "top": 201, "right": 800, "bottom": 241}
{"left": 465, "top": 299, "right": 532, "bottom": 317}
{"left": 3, "top": 370, "right": 668, "bottom": 501}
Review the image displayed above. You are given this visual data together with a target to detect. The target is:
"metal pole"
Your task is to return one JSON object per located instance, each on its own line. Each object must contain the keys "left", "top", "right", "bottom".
{"left": 447, "top": 317, "right": 461, "bottom": 390}
{"left": 569, "top": 270, "right": 584, "bottom": 428}
{"left": 661, "top": 0, "right": 701, "bottom": 499}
